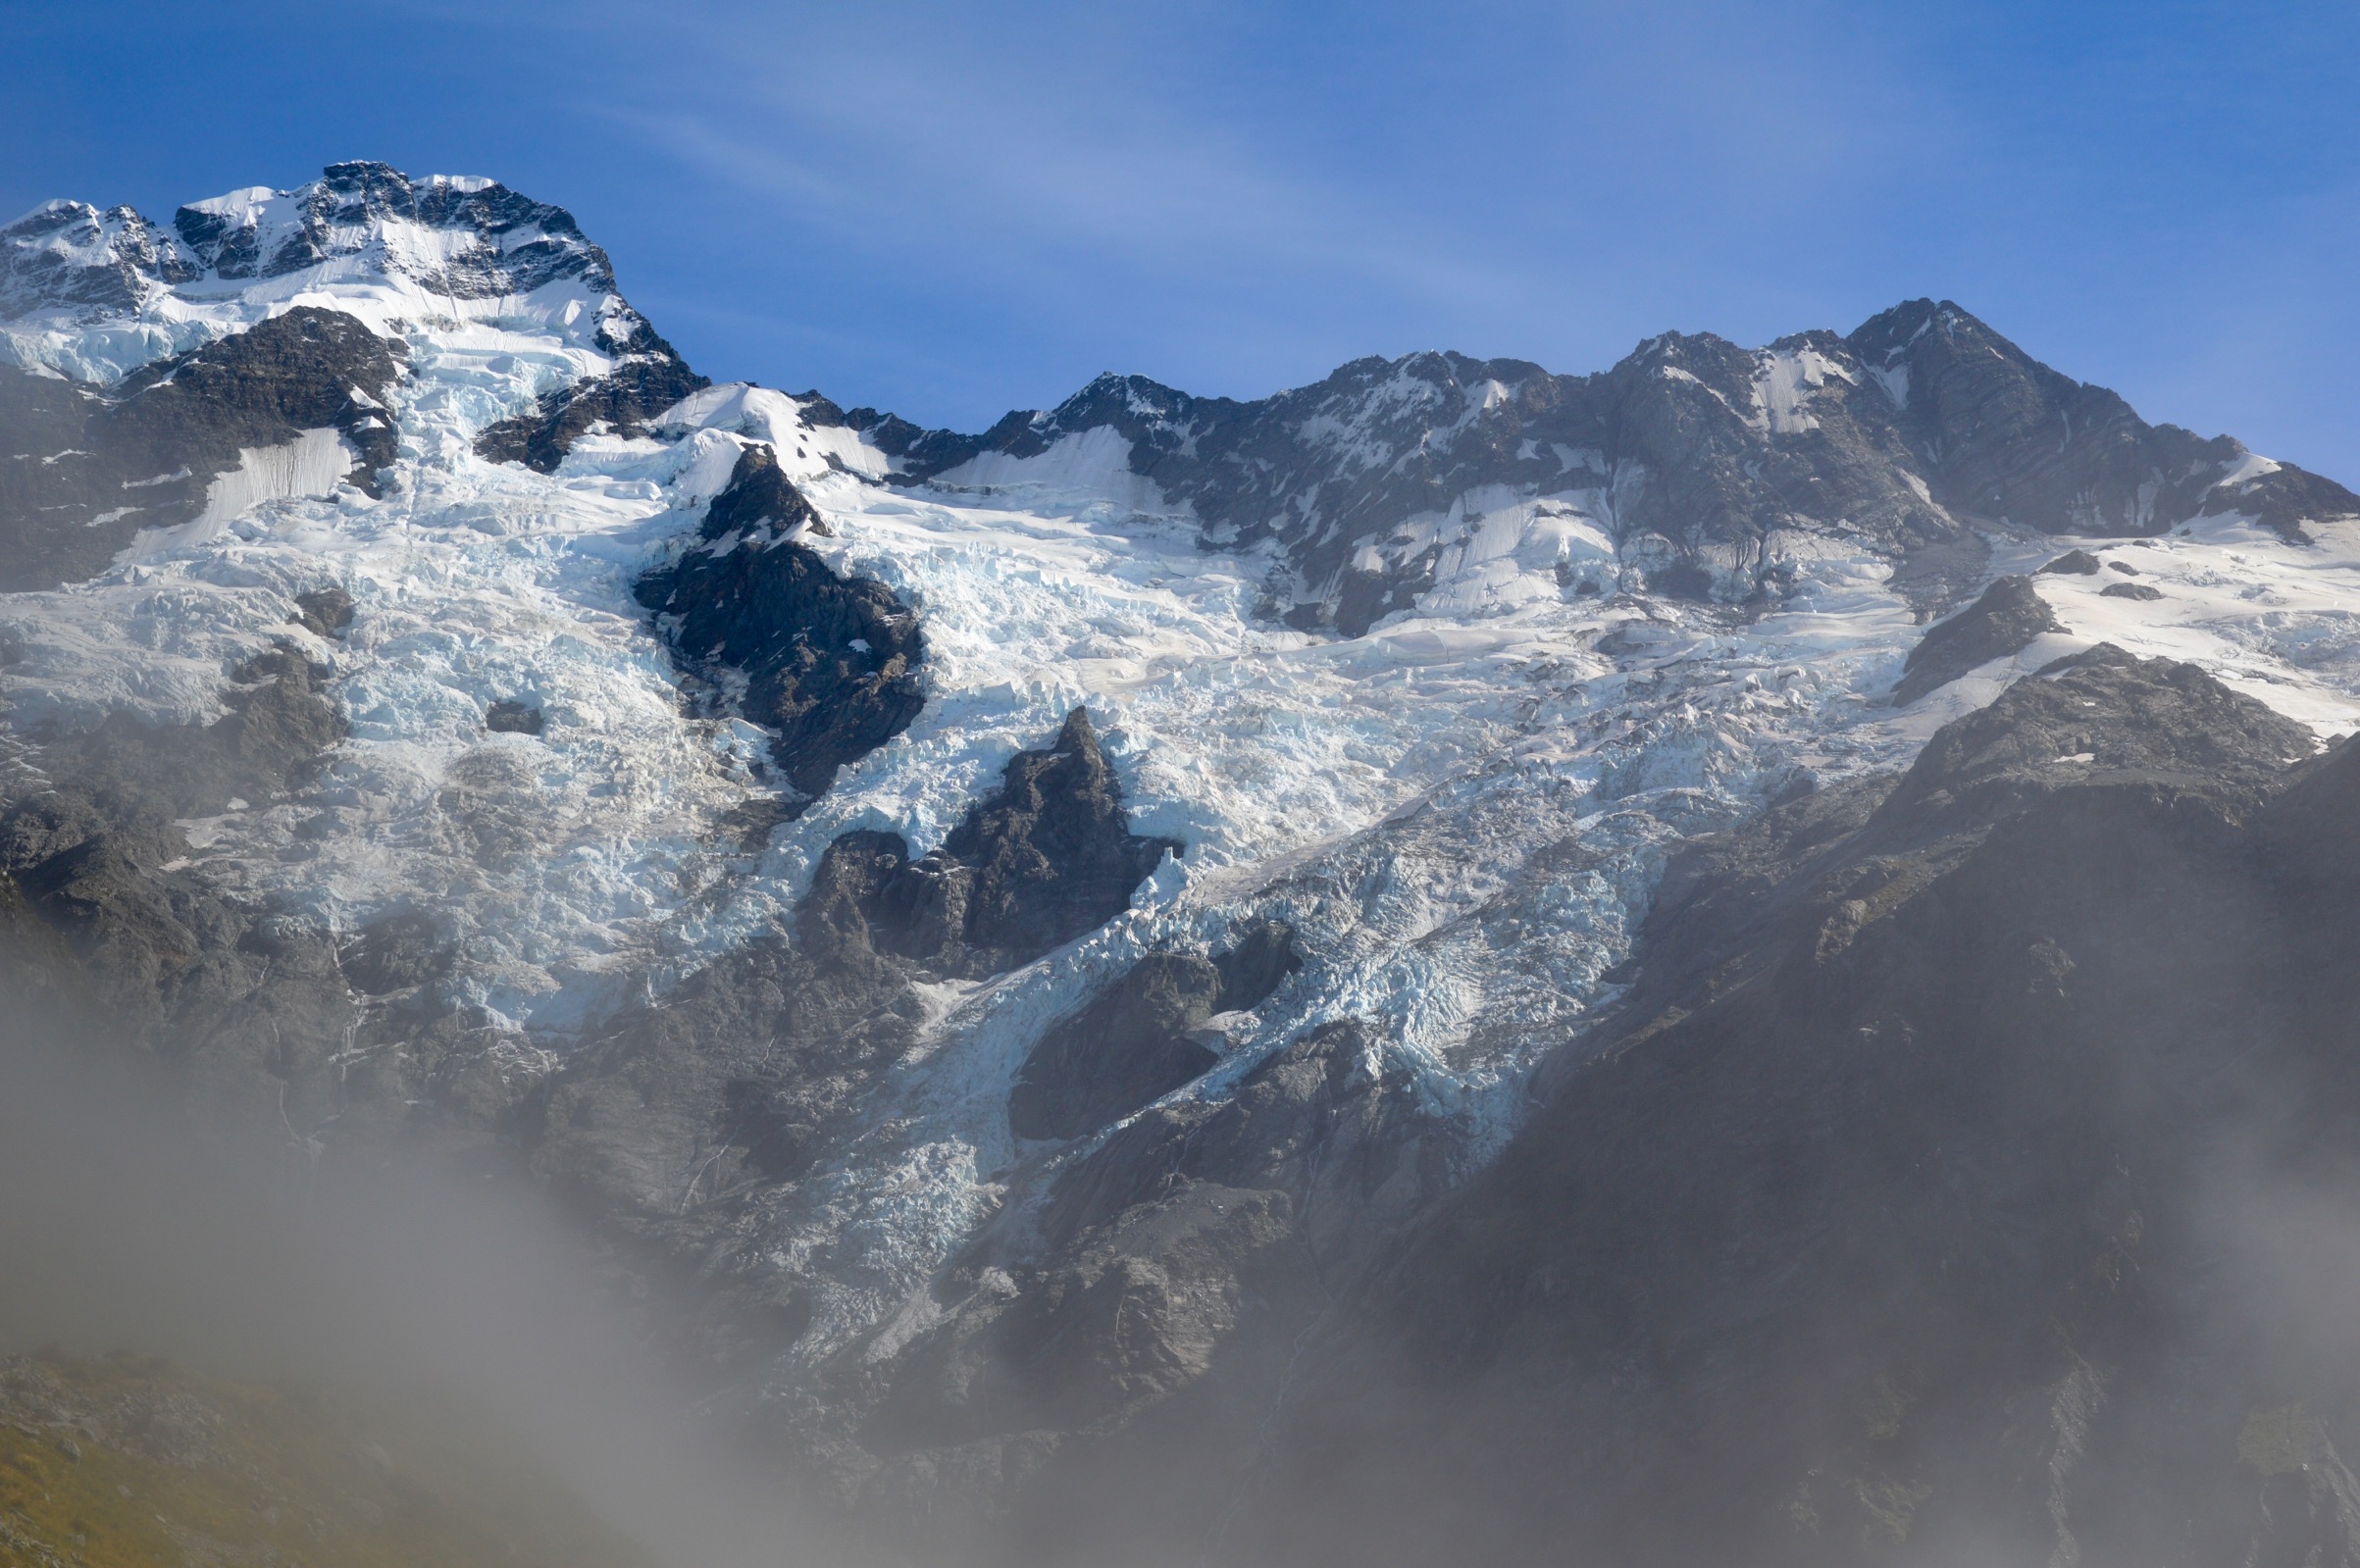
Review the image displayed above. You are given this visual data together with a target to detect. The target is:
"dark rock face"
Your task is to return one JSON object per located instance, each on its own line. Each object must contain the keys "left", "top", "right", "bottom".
{"left": 337, "top": 910, "right": 451, "bottom": 997}
{"left": 847, "top": 1006, "right": 1476, "bottom": 1567}
{"left": 1890, "top": 574, "right": 2063, "bottom": 704}
{"left": 22, "top": 644, "right": 349, "bottom": 827}
{"left": 0, "top": 643, "right": 550, "bottom": 1152}
{"left": 10, "top": 161, "right": 692, "bottom": 487}
{"left": 698, "top": 440, "right": 831, "bottom": 538}
{"left": 1009, "top": 922, "right": 1300, "bottom": 1141}
{"left": 0, "top": 307, "right": 404, "bottom": 588}
{"left": 2103, "top": 580, "right": 2165, "bottom": 600}
{"left": 635, "top": 445, "right": 923, "bottom": 804}
{"left": 473, "top": 310, "right": 705, "bottom": 473}
{"left": 1232, "top": 649, "right": 2360, "bottom": 1568}
{"left": 2039, "top": 548, "right": 2103, "bottom": 575}
{"left": 0, "top": 645, "right": 356, "bottom": 1074}
{"left": 291, "top": 585, "right": 355, "bottom": 638}
{"left": 878, "top": 301, "right": 2356, "bottom": 628}
{"left": 0, "top": 201, "right": 196, "bottom": 318}
{"left": 485, "top": 699, "right": 544, "bottom": 735}
{"left": 803, "top": 709, "right": 1180, "bottom": 980}
{"left": 1009, "top": 952, "right": 1224, "bottom": 1141}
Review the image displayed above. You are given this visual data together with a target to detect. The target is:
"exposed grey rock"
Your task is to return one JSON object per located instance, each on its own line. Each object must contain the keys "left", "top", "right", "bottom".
{"left": 1009, "top": 922, "right": 1301, "bottom": 1142}
{"left": 172, "top": 161, "right": 610, "bottom": 298}
{"left": 0, "top": 646, "right": 361, "bottom": 1115}
{"left": 803, "top": 710, "right": 1180, "bottom": 980}
{"left": 530, "top": 710, "right": 1178, "bottom": 1249}
{"left": 485, "top": 699, "right": 543, "bottom": 735}
{"left": 337, "top": 910, "right": 451, "bottom": 997}
{"left": 0, "top": 307, "right": 404, "bottom": 588}
{"left": 2039, "top": 549, "right": 2103, "bottom": 575}
{"left": 1891, "top": 574, "right": 2064, "bottom": 704}
{"left": 635, "top": 445, "right": 922, "bottom": 805}
{"left": 2102, "top": 580, "right": 2164, "bottom": 600}
{"left": 699, "top": 439, "right": 832, "bottom": 538}
{"left": 471, "top": 311, "right": 705, "bottom": 475}
{"left": 0, "top": 201, "right": 196, "bottom": 319}
{"left": 290, "top": 585, "right": 355, "bottom": 639}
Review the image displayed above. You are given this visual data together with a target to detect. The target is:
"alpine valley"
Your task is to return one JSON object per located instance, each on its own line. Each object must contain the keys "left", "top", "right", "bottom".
{"left": 8, "top": 163, "right": 2360, "bottom": 1568}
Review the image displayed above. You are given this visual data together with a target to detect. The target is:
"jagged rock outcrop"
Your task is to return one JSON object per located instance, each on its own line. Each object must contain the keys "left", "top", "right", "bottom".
{"left": 472, "top": 309, "right": 705, "bottom": 473}
{"left": 17, "top": 155, "right": 2360, "bottom": 1568}
{"left": 485, "top": 699, "right": 544, "bottom": 734}
{"left": 1891, "top": 574, "right": 2064, "bottom": 704}
{"left": 636, "top": 444, "right": 922, "bottom": 805}
{"left": 1008, "top": 921, "right": 1300, "bottom": 1141}
{"left": 840, "top": 1006, "right": 1478, "bottom": 1568}
{"left": 804, "top": 710, "right": 1179, "bottom": 979}
{"left": 1230, "top": 649, "right": 2360, "bottom": 1568}
{"left": 290, "top": 584, "right": 355, "bottom": 638}
{"left": 2039, "top": 548, "right": 2103, "bottom": 575}
{"left": 0, "top": 201, "right": 196, "bottom": 318}
{"left": 0, "top": 641, "right": 554, "bottom": 1148}
{"left": 0, "top": 306, "right": 403, "bottom": 587}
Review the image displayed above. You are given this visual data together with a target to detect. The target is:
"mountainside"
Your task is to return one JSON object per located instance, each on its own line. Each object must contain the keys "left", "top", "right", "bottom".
{"left": 5, "top": 164, "right": 2360, "bottom": 1565}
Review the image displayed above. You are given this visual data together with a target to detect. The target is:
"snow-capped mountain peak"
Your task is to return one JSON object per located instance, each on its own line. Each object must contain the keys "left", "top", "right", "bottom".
{"left": 0, "top": 162, "right": 645, "bottom": 385}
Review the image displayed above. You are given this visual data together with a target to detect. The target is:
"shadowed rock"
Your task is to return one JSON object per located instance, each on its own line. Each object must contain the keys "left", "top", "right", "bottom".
{"left": 472, "top": 313, "right": 704, "bottom": 473}
{"left": 861, "top": 300, "right": 2359, "bottom": 625}
{"left": 699, "top": 440, "right": 831, "bottom": 538}
{"left": 803, "top": 709, "right": 1181, "bottom": 980}
{"left": 485, "top": 699, "right": 544, "bottom": 735}
{"left": 1239, "top": 651, "right": 2360, "bottom": 1568}
{"left": 1891, "top": 574, "right": 2064, "bottom": 704}
{"left": 337, "top": 910, "right": 451, "bottom": 996}
{"left": 1009, "top": 921, "right": 1301, "bottom": 1142}
{"left": 636, "top": 445, "right": 922, "bottom": 805}
{"left": 0, "top": 308, "right": 403, "bottom": 588}
{"left": 2038, "top": 549, "right": 2102, "bottom": 575}
{"left": 291, "top": 585, "right": 354, "bottom": 638}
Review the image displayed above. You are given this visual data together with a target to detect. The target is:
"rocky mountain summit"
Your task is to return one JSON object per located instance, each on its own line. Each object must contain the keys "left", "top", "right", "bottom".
{"left": 5, "top": 163, "right": 2360, "bottom": 1566}
{"left": 865, "top": 300, "right": 2359, "bottom": 631}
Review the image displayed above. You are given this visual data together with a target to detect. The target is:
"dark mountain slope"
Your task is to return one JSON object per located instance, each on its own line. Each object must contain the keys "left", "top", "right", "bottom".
{"left": 0, "top": 307, "right": 402, "bottom": 587}
{"left": 1240, "top": 649, "right": 2360, "bottom": 1568}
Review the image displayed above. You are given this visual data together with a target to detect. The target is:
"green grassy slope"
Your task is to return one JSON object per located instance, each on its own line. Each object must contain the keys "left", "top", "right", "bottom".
{"left": 0, "top": 1351, "right": 651, "bottom": 1568}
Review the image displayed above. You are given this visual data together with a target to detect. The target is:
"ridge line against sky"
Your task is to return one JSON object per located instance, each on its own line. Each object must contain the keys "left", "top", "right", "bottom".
{"left": 5, "top": 0, "right": 2360, "bottom": 479}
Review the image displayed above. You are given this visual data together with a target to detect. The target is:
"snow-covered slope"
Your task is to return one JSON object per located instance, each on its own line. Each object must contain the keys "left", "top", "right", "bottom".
{"left": 0, "top": 161, "right": 646, "bottom": 384}
{"left": 12, "top": 164, "right": 2360, "bottom": 1550}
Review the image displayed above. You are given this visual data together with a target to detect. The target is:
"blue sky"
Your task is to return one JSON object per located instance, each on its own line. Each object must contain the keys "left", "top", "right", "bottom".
{"left": 7, "top": 1, "right": 2359, "bottom": 478}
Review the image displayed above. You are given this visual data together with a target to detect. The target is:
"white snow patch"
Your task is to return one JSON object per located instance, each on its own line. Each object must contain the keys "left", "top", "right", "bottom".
{"left": 124, "top": 428, "right": 353, "bottom": 558}
{"left": 1755, "top": 346, "right": 1857, "bottom": 435}
{"left": 927, "top": 427, "right": 1176, "bottom": 516}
